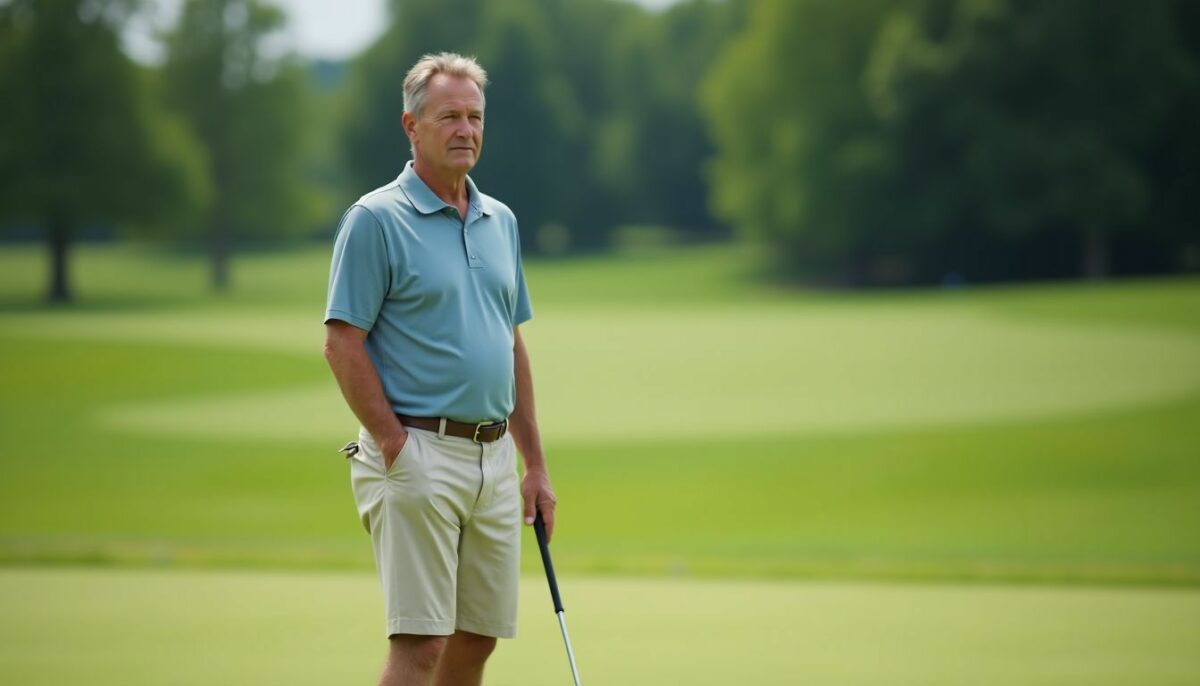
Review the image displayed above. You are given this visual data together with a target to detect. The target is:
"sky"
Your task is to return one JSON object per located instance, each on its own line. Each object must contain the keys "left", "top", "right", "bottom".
{"left": 126, "top": 0, "right": 681, "bottom": 64}
{"left": 265, "top": 0, "right": 390, "bottom": 59}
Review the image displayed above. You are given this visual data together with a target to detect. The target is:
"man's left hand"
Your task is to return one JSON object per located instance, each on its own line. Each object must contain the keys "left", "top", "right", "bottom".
{"left": 521, "top": 468, "right": 557, "bottom": 542}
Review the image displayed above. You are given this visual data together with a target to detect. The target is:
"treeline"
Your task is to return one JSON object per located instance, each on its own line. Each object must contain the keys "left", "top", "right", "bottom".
{"left": 706, "top": 0, "right": 1200, "bottom": 285}
{"left": 1, "top": 0, "right": 1197, "bottom": 301}
{"left": 0, "top": 0, "right": 312, "bottom": 298}
{"left": 340, "top": 0, "right": 746, "bottom": 254}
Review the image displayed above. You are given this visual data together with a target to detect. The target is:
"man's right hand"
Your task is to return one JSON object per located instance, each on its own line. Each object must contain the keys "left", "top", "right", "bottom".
{"left": 379, "top": 430, "right": 410, "bottom": 471}
{"left": 324, "top": 321, "right": 412, "bottom": 474}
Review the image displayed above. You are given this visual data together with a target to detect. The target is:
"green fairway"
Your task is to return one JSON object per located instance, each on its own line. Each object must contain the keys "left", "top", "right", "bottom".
{"left": 2, "top": 567, "right": 1198, "bottom": 685}
{"left": 1, "top": 243, "right": 1198, "bottom": 583}
{"left": 53, "top": 304, "right": 1200, "bottom": 443}
{"left": 1, "top": 243, "right": 1199, "bottom": 683}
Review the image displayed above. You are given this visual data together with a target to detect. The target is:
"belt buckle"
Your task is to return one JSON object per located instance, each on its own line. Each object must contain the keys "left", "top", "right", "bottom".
{"left": 472, "top": 420, "right": 507, "bottom": 444}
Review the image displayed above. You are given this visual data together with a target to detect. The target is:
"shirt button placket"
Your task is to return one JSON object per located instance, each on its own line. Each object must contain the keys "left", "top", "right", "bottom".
{"left": 465, "top": 227, "right": 481, "bottom": 266}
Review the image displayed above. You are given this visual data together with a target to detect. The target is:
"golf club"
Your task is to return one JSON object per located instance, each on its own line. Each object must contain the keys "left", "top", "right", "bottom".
{"left": 534, "top": 510, "right": 582, "bottom": 686}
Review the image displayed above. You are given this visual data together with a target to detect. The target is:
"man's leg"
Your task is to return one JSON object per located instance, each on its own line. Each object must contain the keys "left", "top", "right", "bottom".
{"left": 439, "top": 435, "right": 519, "bottom": 685}
{"left": 434, "top": 631, "right": 497, "bottom": 686}
{"left": 353, "top": 428, "right": 461, "bottom": 684}
{"left": 380, "top": 634, "right": 449, "bottom": 686}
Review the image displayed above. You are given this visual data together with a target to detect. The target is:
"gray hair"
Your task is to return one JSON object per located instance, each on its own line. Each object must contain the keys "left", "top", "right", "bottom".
{"left": 403, "top": 52, "right": 489, "bottom": 116}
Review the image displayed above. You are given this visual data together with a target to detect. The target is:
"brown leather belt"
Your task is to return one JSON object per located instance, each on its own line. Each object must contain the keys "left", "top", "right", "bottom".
{"left": 397, "top": 415, "right": 509, "bottom": 443}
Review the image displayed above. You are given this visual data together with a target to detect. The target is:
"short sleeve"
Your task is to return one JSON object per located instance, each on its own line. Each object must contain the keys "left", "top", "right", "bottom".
{"left": 512, "top": 228, "right": 533, "bottom": 327}
{"left": 324, "top": 205, "right": 389, "bottom": 331}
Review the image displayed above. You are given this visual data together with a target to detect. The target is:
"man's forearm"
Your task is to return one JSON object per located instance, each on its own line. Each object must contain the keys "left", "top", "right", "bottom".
{"left": 324, "top": 324, "right": 406, "bottom": 448}
{"left": 509, "top": 328, "right": 546, "bottom": 472}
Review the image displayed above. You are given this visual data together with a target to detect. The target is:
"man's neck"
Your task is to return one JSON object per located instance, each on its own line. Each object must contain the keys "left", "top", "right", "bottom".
{"left": 412, "top": 159, "right": 469, "bottom": 212}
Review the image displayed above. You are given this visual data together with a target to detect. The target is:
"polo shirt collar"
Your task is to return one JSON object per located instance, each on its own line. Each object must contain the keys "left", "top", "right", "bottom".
{"left": 397, "top": 161, "right": 494, "bottom": 217}
{"left": 465, "top": 174, "right": 494, "bottom": 217}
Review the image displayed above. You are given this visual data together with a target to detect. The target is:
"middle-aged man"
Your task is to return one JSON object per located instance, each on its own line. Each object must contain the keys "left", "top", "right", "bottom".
{"left": 323, "top": 52, "right": 557, "bottom": 686}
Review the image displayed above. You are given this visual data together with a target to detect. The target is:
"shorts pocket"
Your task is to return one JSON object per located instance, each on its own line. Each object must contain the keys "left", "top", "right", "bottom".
{"left": 386, "top": 430, "right": 420, "bottom": 477}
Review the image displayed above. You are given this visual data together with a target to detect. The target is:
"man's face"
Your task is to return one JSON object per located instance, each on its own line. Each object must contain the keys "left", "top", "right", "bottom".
{"left": 404, "top": 74, "right": 485, "bottom": 178}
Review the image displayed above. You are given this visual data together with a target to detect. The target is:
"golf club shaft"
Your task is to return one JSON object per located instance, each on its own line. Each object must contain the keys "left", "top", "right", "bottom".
{"left": 534, "top": 511, "right": 581, "bottom": 685}
{"left": 556, "top": 610, "right": 582, "bottom": 686}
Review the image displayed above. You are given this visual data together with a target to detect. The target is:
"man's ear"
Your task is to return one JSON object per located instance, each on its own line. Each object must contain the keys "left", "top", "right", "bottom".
{"left": 402, "top": 112, "right": 416, "bottom": 140}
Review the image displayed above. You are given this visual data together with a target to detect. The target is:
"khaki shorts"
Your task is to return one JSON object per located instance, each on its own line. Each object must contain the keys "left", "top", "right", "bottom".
{"left": 349, "top": 425, "right": 521, "bottom": 638}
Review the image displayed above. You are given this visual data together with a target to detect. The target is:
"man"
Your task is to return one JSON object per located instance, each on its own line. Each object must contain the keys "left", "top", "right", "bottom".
{"left": 323, "top": 52, "right": 557, "bottom": 686}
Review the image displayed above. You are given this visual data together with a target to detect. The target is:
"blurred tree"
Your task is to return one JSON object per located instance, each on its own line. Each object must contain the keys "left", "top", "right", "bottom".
{"left": 340, "top": 0, "right": 483, "bottom": 199}
{"left": 704, "top": 0, "right": 1198, "bottom": 284}
{"left": 0, "top": 0, "right": 208, "bottom": 302}
{"left": 297, "top": 59, "right": 354, "bottom": 239}
{"left": 1144, "top": 0, "right": 1200, "bottom": 273}
{"left": 161, "top": 0, "right": 313, "bottom": 290}
{"left": 702, "top": 0, "right": 892, "bottom": 282}
{"left": 471, "top": 0, "right": 582, "bottom": 252}
{"left": 868, "top": 0, "right": 1190, "bottom": 280}
{"left": 532, "top": 0, "right": 641, "bottom": 250}
{"left": 602, "top": 0, "right": 747, "bottom": 238}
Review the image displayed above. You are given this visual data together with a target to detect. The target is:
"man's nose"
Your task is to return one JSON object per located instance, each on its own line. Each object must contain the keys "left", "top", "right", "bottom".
{"left": 450, "top": 116, "right": 472, "bottom": 134}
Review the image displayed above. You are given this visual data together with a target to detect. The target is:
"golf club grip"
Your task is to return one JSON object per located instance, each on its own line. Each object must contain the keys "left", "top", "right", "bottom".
{"left": 533, "top": 511, "right": 564, "bottom": 613}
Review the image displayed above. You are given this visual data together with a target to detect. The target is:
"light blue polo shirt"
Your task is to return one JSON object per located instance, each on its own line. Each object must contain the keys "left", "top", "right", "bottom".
{"left": 325, "top": 161, "right": 533, "bottom": 423}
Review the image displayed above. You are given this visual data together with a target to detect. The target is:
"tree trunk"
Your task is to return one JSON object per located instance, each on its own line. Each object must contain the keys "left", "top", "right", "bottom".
{"left": 210, "top": 213, "right": 231, "bottom": 291}
{"left": 209, "top": 154, "right": 232, "bottom": 291}
{"left": 843, "top": 247, "right": 871, "bottom": 288}
{"left": 1082, "top": 228, "right": 1109, "bottom": 280}
{"left": 46, "top": 215, "right": 72, "bottom": 303}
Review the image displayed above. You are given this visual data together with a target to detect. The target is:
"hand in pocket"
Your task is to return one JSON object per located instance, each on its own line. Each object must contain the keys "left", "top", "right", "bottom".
{"left": 381, "top": 432, "right": 411, "bottom": 472}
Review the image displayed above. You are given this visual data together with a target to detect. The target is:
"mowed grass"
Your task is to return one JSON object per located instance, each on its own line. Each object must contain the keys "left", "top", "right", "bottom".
{"left": 2, "top": 243, "right": 1200, "bottom": 685}
{"left": 2, "top": 567, "right": 1198, "bottom": 686}
{"left": 1, "top": 243, "right": 1199, "bottom": 583}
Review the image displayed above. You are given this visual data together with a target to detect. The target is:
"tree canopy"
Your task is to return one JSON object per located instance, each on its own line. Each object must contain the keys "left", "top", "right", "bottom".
{"left": 0, "top": 0, "right": 207, "bottom": 301}
{"left": 2, "top": 0, "right": 1196, "bottom": 293}
{"left": 161, "top": 0, "right": 315, "bottom": 290}
{"left": 704, "top": 0, "right": 1199, "bottom": 284}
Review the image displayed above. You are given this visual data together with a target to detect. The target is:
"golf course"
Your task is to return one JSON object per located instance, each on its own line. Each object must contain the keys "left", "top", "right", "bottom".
{"left": 1, "top": 242, "right": 1198, "bottom": 684}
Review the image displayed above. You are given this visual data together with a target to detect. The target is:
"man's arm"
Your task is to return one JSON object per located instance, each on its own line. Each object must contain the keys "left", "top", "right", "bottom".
{"left": 324, "top": 320, "right": 409, "bottom": 469}
{"left": 510, "top": 326, "right": 558, "bottom": 541}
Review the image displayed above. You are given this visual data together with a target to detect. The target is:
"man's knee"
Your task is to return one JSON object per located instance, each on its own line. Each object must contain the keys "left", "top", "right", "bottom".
{"left": 450, "top": 630, "right": 497, "bottom": 663}
{"left": 389, "top": 634, "right": 449, "bottom": 672}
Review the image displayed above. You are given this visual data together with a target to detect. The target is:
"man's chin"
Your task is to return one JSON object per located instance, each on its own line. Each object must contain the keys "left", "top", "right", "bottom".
{"left": 446, "top": 157, "right": 477, "bottom": 174}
